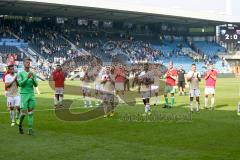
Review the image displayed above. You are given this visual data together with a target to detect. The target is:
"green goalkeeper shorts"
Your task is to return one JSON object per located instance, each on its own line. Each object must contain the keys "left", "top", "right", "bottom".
{"left": 20, "top": 93, "right": 36, "bottom": 110}
{"left": 164, "top": 85, "right": 176, "bottom": 94}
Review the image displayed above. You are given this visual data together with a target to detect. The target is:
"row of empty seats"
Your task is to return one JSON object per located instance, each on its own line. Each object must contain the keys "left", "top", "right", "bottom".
{"left": 193, "top": 41, "right": 226, "bottom": 57}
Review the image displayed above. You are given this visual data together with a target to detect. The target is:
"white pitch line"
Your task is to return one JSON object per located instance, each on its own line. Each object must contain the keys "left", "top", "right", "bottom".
{"left": 0, "top": 101, "right": 145, "bottom": 114}
{"left": 0, "top": 107, "right": 81, "bottom": 114}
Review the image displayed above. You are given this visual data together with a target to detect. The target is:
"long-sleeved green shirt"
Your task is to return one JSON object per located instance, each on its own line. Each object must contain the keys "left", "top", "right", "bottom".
{"left": 17, "top": 71, "right": 38, "bottom": 94}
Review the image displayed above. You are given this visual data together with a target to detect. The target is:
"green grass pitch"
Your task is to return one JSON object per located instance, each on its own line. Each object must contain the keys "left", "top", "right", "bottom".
{"left": 0, "top": 78, "right": 240, "bottom": 160}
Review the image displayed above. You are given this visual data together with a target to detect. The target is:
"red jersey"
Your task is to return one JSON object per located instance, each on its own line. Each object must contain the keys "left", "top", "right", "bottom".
{"left": 165, "top": 68, "right": 177, "bottom": 86}
{"left": 205, "top": 70, "right": 218, "bottom": 88}
{"left": 115, "top": 68, "right": 125, "bottom": 83}
{"left": 52, "top": 70, "right": 65, "bottom": 88}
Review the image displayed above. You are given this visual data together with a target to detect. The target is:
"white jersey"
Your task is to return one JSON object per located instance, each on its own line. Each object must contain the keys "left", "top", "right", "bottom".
{"left": 80, "top": 71, "right": 91, "bottom": 87}
{"left": 102, "top": 73, "right": 115, "bottom": 93}
{"left": 187, "top": 71, "right": 201, "bottom": 90}
{"left": 96, "top": 69, "right": 104, "bottom": 85}
{"left": 129, "top": 72, "right": 135, "bottom": 79}
{"left": 5, "top": 74, "right": 18, "bottom": 97}
{"left": 139, "top": 71, "right": 153, "bottom": 92}
{"left": 94, "top": 69, "right": 104, "bottom": 91}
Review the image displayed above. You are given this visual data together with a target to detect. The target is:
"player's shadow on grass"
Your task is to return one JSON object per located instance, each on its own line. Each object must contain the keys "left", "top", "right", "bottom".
{"left": 48, "top": 80, "right": 166, "bottom": 107}
{"left": 174, "top": 104, "right": 189, "bottom": 108}
{"left": 55, "top": 100, "right": 116, "bottom": 122}
{"left": 215, "top": 104, "right": 229, "bottom": 108}
{"left": 161, "top": 103, "right": 189, "bottom": 109}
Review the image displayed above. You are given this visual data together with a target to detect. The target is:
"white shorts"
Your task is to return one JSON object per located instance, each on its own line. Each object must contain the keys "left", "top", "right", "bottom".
{"left": 7, "top": 96, "right": 20, "bottom": 107}
{"left": 55, "top": 87, "right": 64, "bottom": 95}
{"left": 205, "top": 87, "right": 215, "bottom": 95}
{"left": 95, "top": 84, "right": 103, "bottom": 91}
{"left": 102, "top": 93, "right": 114, "bottom": 103}
{"left": 141, "top": 91, "right": 151, "bottom": 99}
{"left": 189, "top": 89, "right": 200, "bottom": 97}
{"left": 151, "top": 85, "right": 159, "bottom": 93}
{"left": 115, "top": 82, "right": 124, "bottom": 91}
{"left": 81, "top": 86, "right": 91, "bottom": 94}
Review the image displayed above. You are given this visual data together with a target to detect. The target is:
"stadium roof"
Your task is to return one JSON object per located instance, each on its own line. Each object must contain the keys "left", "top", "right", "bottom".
{"left": 0, "top": 0, "right": 238, "bottom": 25}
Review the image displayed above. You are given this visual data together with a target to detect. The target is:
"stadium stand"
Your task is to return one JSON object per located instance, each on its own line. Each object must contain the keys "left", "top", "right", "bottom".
{"left": 4, "top": 20, "right": 72, "bottom": 62}
{"left": 192, "top": 41, "right": 226, "bottom": 58}
{"left": 0, "top": 18, "right": 231, "bottom": 76}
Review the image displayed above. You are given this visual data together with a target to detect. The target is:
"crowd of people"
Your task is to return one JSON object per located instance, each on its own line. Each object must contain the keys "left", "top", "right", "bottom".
{"left": 49, "top": 58, "right": 217, "bottom": 117}
{"left": 0, "top": 18, "right": 224, "bottom": 136}
{"left": 3, "top": 19, "right": 72, "bottom": 62}
{"left": 0, "top": 19, "right": 228, "bottom": 77}
{"left": 1, "top": 40, "right": 219, "bottom": 136}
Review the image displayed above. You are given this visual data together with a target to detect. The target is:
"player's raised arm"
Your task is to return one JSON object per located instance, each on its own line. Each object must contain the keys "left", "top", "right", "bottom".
{"left": 197, "top": 72, "right": 201, "bottom": 81}
{"left": 169, "top": 69, "right": 177, "bottom": 80}
{"left": 162, "top": 70, "right": 169, "bottom": 79}
{"left": 204, "top": 71, "right": 211, "bottom": 80}
{"left": 5, "top": 75, "right": 17, "bottom": 88}
{"left": 187, "top": 72, "right": 194, "bottom": 82}
{"left": 210, "top": 73, "right": 217, "bottom": 80}
{"left": 17, "top": 72, "right": 28, "bottom": 87}
{"left": 169, "top": 74, "right": 177, "bottom": 80}
{"left": 32, "top": 73, "right": 38, "bottom": 87}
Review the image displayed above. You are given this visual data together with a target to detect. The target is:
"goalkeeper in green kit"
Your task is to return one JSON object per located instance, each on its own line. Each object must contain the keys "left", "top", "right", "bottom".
{"left": 17, "top": 58, "right": 38, "bottom": 135}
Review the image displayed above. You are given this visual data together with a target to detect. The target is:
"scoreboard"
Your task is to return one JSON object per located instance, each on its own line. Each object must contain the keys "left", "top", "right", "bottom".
{"left": 219, "top": 25, "right": 240, "bottom": 43}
